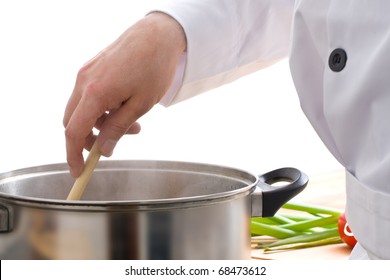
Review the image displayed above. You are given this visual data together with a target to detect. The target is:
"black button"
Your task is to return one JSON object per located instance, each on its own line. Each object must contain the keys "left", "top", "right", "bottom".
{"left": 329, "top": 48, "right": 347, "bottom": 72}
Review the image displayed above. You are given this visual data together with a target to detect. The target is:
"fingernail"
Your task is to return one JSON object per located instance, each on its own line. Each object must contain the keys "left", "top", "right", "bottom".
{"left": 101, "top": 139, "right": 117, "bottom": 157}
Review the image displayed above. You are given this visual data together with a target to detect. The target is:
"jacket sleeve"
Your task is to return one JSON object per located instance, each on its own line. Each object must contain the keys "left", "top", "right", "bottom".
{"left": 149, "top": 0, "right": 295, "bottom": 106}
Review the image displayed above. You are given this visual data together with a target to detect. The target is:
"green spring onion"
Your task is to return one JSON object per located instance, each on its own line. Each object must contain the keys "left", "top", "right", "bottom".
{"left": 251, "top": 202, "right": 344, "bottom": 253}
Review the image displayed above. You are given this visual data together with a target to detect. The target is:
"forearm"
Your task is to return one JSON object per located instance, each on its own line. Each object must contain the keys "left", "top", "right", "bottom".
{"left": 152, "top": 0, "right": 295, "bottom": 106}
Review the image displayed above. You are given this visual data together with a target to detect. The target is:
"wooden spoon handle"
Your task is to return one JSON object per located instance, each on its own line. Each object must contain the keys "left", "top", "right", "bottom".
{"left": 67, "top": 141, "right": 101, "bottom": 200}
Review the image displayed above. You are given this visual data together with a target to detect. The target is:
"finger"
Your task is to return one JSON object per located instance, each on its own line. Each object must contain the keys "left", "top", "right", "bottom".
{"left": 85, "top": 132, "right": 97, "bottom": 151}
{"left": 63, "top": 81, "right": 93, "bottom": 177}
{"left": 64, "top": 90, "right": 106, "bottom": 177}
{"left": 65, "top": 135, "right": 86, "bottom": 178}
{"left": 126, "top": 122, "right": 141, "bottom": 134}
{"left": 97, "top": 97, "right": 153, "bottom": 156}
{"left": 63, "top": 95, "right": 79, "bottom": 129}
{"left": 94, "top": 112, "right": 109, "bottom": 131}
{"left": 95, "top": 113, "right": 141, "bottom": 135}
{"left": 63, "top": 80, "right": 84, "bottom": 128}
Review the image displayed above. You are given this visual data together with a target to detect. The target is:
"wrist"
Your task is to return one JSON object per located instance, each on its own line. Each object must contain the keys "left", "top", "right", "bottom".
{"left": 145, "top": 12, "right": 187, "bottom": 54}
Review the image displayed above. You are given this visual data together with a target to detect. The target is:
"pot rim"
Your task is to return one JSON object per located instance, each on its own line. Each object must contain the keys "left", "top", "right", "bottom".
{"left": 0, "top": 160, "right": 259, "bottom": 210}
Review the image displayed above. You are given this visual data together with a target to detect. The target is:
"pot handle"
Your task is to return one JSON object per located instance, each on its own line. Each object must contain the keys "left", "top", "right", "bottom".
{"left": 253, "top": 167, "right": 308, "bottom": 217}
{"left": 0, "top": 203, "right": 13, "bottom": 233}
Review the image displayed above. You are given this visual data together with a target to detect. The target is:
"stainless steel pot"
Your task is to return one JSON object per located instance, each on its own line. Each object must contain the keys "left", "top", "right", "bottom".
{"left": 0, "top": 160, "right": 308, "bottom": 259}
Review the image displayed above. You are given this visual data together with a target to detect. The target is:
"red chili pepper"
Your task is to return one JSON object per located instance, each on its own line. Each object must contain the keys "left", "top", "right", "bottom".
{"left": 337, "top": 213, "right": 357, "bottom": 248}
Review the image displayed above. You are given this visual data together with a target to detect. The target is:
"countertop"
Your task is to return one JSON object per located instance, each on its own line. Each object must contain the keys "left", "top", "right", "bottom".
{"left": 251, "top": 169, "right": 352, "bottom": 260}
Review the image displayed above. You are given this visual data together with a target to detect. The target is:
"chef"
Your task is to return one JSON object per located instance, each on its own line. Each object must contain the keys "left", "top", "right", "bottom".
{"left": 63, "top": 0, "right": 390, "bottom": 259}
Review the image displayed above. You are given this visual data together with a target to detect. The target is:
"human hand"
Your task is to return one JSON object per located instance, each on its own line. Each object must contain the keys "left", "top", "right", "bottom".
{"left": 63, "top": 12, "right": 186, "bottom": 177}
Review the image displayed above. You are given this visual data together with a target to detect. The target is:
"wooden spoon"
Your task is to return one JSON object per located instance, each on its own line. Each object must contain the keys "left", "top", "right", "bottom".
{"left": 67, "top": 141, "right": 101, "bottom": 200}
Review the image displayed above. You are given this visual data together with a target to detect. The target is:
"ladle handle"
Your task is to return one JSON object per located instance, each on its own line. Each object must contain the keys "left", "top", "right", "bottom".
{"left": 67, "top": 141, "right": 101, "bottom": 200}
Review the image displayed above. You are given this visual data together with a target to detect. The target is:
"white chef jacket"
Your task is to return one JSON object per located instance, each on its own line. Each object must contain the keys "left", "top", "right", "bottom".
{"left": 151, "top": 0, "right": 390, "bottom": 259}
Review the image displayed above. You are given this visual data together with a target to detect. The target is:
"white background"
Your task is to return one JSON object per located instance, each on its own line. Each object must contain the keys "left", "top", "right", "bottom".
{"left": 0, "top": 0, "right": 342, "bottom": 178}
